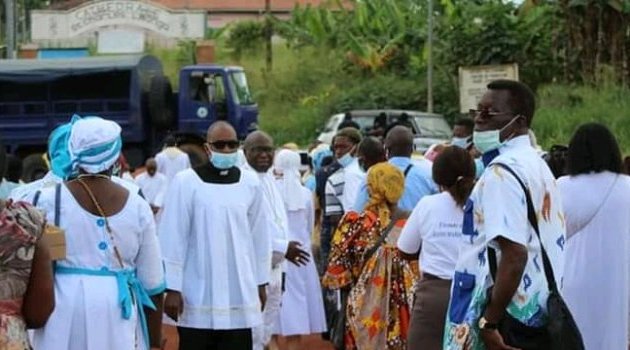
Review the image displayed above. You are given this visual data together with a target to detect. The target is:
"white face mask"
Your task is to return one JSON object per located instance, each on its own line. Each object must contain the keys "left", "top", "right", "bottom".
{"left": 473, "top": 116, "right": 520, "bottom": 154}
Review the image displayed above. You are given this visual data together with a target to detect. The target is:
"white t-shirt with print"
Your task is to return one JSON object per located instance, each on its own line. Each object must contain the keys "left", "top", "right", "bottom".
{"left": 398, "top": 192, "right": 464, "bottom": 280}
{"left": 444, "top": 135, "right": 566, "bottom": 350}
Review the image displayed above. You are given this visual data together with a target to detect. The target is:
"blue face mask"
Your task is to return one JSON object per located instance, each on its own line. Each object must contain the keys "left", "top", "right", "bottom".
{"left": 338, "top": 152, "right": 355, "bottom": 168}
{"left": 474, "top": 158, "right": 485, "bottom": 179}
{"left": 472, "top": 116, "right": 520, "bottom": 154}
{"left": 451, "top": 137, "right": 471, "bottom": 149}
{"left": 210, "top": 151, "right": 239, "bottom": 169}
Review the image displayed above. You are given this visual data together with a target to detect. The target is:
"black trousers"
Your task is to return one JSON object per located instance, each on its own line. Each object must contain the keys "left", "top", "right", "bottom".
{"left": 177, "top": 327, "right": 252, "bottom": 350}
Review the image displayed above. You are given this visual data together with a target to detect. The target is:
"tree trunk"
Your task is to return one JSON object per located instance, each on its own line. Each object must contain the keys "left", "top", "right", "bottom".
{"left": 594, "top": 3, "right": 605, "bottom": 83}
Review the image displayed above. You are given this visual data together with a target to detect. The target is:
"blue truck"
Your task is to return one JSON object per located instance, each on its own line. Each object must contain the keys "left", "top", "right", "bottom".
{"left": 0, "top": 54, "right": 259, "bottom": 181}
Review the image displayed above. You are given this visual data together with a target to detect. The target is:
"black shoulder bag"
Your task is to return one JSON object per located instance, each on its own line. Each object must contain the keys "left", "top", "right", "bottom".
{"left": 329, "top": 216, "right": 400, "bottom": 350}
{"left": 487, "top": 163, "right": 584, "bottom": 350}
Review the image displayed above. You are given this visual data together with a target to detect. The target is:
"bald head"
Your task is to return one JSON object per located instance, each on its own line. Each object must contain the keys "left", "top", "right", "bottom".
{"left": 358, "top": 136, "right": 386, "bottom": 171}
{"left": 145, "top": 157, "right": 157, "bottom": 176}
{"left": 206, "top": 121, "right": 237, "bottom": 143}
{"left": 385, "top": 125, "right": 414, "bottom": 158}
{"left": 243, "top": 130, "right": 275, "bottom": 173}
{"left": 243, "top": 131, "right": 273, "bottom": 151}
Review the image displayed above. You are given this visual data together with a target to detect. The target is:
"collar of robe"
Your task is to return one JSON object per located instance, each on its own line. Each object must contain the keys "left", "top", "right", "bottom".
{"left": 194, "top": 163, "right": 241, "bottom": 184}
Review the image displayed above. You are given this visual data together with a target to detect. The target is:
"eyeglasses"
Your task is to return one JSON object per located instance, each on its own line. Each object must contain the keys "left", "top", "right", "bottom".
{"left": 209, "top": 140, "right": 240, "bottom": 150}
{"left": 468, "top": 109, "right": 515, "bottom": 119}
{"left": 250, "top": 146, "right": 275, "bottom": 154}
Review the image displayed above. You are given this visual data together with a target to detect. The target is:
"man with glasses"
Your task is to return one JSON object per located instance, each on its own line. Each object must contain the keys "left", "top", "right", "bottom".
{"left": 242, "top": 131, "right": 310, "bottom": 350}
{"left": 444, "top": 80, "right": 565, "bottom": 350}
{"left": 159, "top": 121, "right": 272, "bottom": 350}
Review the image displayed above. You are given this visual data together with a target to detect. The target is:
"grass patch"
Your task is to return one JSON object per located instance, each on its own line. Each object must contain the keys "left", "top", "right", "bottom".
{"left": 534, "top": 83, "right": 630, "bottom": 154}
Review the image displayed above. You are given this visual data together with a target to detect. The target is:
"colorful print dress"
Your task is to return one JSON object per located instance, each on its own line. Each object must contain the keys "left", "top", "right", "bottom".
{"left": 0, "top": 202, "right": 45, "bottom": 350}
{"left": 323, "top": 210, "right": 418, "bottom": 350}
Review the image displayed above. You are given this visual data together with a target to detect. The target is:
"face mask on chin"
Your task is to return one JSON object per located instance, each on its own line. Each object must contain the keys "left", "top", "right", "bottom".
{"left": 338, "top": 153, "right": 354, "bottom": 167}
{"left": 451, "top": 137, "right": 471, "bottom": 149}
{"left": 472, "top": 116, "right": 521, "bottom": 154}
{"left": 337, "top": 145, "right": 356, "bottom": 168}
{"left": 209, "top": 151, "right": 239, "bottom": 169}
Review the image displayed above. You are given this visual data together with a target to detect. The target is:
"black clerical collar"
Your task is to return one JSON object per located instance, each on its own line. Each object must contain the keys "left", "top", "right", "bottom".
{"left": 194, "top": 163, "right": 241, "bottom": 184}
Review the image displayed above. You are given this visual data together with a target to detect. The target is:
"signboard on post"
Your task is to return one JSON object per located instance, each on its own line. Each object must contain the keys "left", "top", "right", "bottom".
{"left": 458, "top": 64, "right": 519, "bottom": 113}
{"left": 31, "top": 0, "right": 206, "bottom": 41}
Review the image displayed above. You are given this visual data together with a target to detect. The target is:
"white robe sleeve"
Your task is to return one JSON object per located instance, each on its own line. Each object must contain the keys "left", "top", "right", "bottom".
{"left": 248, "top": 181, "right": 272, "bottom": 286}
{"left": 158, "top": 172, "right": 193, "bottom": 292}
{"left": 135, "top": 199, "right": 166, "bottom": 295}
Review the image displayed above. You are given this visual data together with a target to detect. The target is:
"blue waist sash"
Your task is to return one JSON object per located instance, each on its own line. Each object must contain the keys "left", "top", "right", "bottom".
{"left": 55, "top": 266, "right": 156, "bottom": 349}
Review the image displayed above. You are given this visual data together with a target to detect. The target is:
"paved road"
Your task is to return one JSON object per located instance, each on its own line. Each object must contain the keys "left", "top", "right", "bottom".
{"left": 163, "top": 325, "right": 335, "bottom": 350}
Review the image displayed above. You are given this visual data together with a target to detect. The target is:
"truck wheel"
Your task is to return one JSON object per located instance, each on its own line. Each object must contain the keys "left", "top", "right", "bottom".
{"left": 148, "top": 75, "right": 175, "bottom": 129}
{"left": 22, "top": 153, "right": 49, "bottom": 183}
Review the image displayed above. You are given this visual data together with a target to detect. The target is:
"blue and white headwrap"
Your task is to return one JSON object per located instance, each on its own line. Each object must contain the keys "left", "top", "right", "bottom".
{"left": 310, "top": 143, "right": 332, "bottom": 173}
{"left": 48, "top": 117, "right": 75, "bottom": 179}
{"left": 67, "top": 115, "right": 122, "bottom": 178}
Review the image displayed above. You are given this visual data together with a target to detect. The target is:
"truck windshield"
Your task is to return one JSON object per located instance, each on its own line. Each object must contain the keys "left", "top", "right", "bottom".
{"left": 228, "top": 71, "right": 255, "bottom": 105}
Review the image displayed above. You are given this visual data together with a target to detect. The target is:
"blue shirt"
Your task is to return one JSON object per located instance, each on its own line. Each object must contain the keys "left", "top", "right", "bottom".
{"left": 352, "top": 157, "right": 437, "bottom": 212}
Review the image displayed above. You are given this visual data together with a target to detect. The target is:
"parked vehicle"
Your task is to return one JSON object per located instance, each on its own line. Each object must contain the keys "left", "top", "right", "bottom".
{"left": 317, "top": 109, "right": 452, "bottom": 152}
{"left": 0, "top": 54, "right": 259, "bottom": 178}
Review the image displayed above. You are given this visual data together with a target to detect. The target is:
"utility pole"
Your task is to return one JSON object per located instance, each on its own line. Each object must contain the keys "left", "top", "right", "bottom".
{"left": 265, "top": 0, "right": 272, "bottom": 72}
{"left": 4, "top": 0, "right": 16, "bottom": 58}
{"left": 426, "top": 0, "right": 434, "bottom": 113}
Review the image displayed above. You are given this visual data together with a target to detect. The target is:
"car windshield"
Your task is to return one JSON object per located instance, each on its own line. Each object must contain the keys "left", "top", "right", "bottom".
{"left": 413, "top": 116, "right": 452, "bottom": 138}
{"left": 228, "top": 71, "right": 255, "bottom": 105}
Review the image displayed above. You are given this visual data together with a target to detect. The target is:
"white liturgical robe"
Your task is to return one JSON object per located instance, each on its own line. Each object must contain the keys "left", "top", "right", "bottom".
{"left": 158, "top": 168, "right": 272, "bottom": 330}
{"left": 155, "top": 147, "right": 191, "bottom": 183}
{"left": 135, "top": 172, "right": 168, "bottom": 208}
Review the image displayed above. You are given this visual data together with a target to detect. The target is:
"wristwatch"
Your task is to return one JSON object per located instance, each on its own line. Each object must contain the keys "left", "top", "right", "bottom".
{"left": 478, "top": 316, "right": 498, "bottom": 330}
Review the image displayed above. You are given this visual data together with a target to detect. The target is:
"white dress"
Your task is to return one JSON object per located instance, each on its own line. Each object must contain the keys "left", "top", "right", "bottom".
{"left": 558, "top": 172, "right": 630, "bottom": 350}
{"left": 32, "top": 184, "right": 165, "bottom": 350}
{"left": 276, "top": 185, "right": 327, "bottom": 336}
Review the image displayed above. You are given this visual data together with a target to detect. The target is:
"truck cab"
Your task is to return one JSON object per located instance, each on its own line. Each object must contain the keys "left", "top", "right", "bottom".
{"left": 177, "top": 65, "right": 258, "bottom": 140}
{"left": 0, "top": 55, "right": 259, "bottom": 174}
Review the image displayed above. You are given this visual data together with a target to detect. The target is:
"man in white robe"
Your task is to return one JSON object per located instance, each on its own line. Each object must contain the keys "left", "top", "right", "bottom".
{"left": 155, "top": 135, "right": 191, "bottom": 183}
{"left": 135, "top": 158, "right": 167, "bottom": 216}
{"left": 159, "top": 122, "right": 272, "bottom": 350}
{"left": 242, "top": 131, "right": 311, "bottom": 350}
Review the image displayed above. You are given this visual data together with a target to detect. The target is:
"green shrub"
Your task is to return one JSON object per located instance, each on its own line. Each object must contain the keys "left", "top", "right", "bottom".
{"left": 534, "top": 83, "right": 630, "bottom": 154}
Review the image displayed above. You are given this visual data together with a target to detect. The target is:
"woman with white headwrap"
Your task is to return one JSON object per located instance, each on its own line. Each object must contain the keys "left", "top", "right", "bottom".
{"left": 32, "top": 116, "right": 165, "bottom": 350}
{"left": 273, "top": 150, "right": 327, "bottom": 349}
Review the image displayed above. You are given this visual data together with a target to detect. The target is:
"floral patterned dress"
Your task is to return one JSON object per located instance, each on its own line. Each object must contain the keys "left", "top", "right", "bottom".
{"left": 323, "top": 211, "right": 418, "bottom": 350}
{"left": 0, "top": 201, "right": 45, "bottom": 350}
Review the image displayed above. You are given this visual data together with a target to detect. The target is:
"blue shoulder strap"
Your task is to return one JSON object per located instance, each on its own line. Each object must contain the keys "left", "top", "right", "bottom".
{"left": 54, "top": 183, "right": 61, "bottom": 227}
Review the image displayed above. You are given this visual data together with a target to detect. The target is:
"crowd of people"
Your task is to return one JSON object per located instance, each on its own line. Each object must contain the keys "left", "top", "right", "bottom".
{"left": 0, "top": 79, "right": 629, "bottom": 350}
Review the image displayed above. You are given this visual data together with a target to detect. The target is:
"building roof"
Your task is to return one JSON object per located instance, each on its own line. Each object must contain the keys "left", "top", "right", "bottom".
{"left": 49, "top": 0, "right": 333, "bottom": 12}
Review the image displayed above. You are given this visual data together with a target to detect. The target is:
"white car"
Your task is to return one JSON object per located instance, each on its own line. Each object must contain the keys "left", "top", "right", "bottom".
{"left": 317, "top": 109, "right": 452, "bottom": 153}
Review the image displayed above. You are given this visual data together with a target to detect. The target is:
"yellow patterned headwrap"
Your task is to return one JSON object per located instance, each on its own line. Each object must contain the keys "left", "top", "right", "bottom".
{"left": 365, "top": 162, "right": 405, "bottom": 226}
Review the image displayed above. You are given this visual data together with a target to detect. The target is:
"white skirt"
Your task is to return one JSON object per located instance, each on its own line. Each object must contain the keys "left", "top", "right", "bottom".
{"left": 32, "top": 274, "right": 145, "bottom": 350}
{"left": 277, "top": 259, "right": 327, "bottom": 336}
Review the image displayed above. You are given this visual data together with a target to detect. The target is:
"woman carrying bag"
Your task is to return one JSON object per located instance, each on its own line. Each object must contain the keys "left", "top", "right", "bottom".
{"left": 323, "top": 162, "right": 418, "bottom": 350}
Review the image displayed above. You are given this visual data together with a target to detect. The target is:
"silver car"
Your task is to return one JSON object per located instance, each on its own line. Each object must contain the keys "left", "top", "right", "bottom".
{"left": 317, "top": 109, "right": 452, "bottom": 153}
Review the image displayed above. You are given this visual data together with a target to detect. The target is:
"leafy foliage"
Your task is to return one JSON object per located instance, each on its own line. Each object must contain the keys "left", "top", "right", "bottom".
{"left": 225, "top": 21, "right": 267, "bottom": 61}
